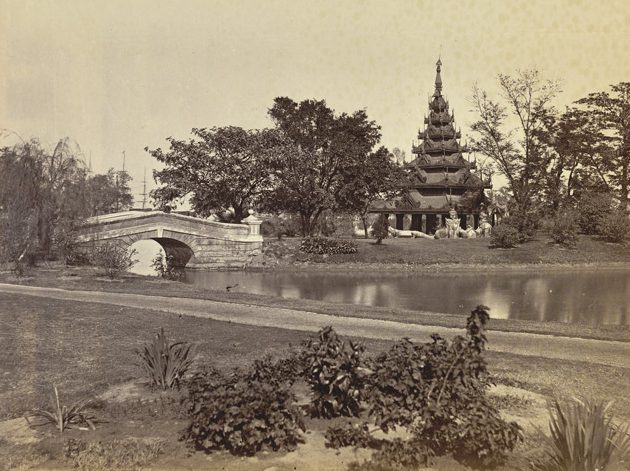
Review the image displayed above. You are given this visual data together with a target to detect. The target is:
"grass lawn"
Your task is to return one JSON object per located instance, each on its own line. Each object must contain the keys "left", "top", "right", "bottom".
{"left": 266, "top": 233, "right": 630, "bottom": 267}
{"left": 2, "top": 265, "right": 630, "bottom": 342}
{"left": 1, "top": 294, "right": 629, "bottom": 470}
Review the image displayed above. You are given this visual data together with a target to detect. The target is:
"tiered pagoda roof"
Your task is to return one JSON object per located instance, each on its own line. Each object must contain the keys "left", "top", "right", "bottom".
{"left": 373, "top": 59, "right": 490, "bottom": 214}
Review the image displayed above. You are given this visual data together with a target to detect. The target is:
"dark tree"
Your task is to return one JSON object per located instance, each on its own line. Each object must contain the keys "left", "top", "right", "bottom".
{"left": 576, "top": 82, "right": 630, "bottom": 210}
{"left": 86, "top": 168, "right": 134, "bottom": 216}
{"left": 148, "top": 127, "right": 286, "bottom": 222}
{"left": 267, "top": 97, "right": 386, "bottom": 235}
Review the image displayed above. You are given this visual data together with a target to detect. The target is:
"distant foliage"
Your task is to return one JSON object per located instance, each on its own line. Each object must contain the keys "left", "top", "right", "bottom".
{"left": 598, "top": 210, "right": 630, "bottom": 243}
{"left": 490, "top": 223, "right": 520, "bottom": 248}
{"left": 304, "top": 326, "right": 366, "bottom": 418}
{"left": 299, "top": 237, "right": 358, "bottom": 255}
{"left": 533, "top": 397, "right": 630, "bottom": 471}
{"left": 135, "top": 328, "right": 195, "bottom": 390}
{"left": 91, "top": 243, "right": 137, "bottom": 279}
{"left": 550, "top": 208, "right": 579, "bottom": 247}
{"left": 372, "top": 214, "right": 389, "bottom": 244}
{"left": 575, "top": 191, "right": 615, "bottom": 235}
{"left": 183, "top": 365, "right": 305, "bottom": 456}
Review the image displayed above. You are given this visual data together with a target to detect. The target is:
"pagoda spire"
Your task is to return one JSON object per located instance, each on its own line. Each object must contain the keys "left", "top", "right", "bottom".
{"left": 434, "top": 58, "right": 443, "bottom": 97}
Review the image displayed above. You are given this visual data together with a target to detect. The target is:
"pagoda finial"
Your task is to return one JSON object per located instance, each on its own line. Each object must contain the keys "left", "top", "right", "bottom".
{"left": 434, "top": 58, "right": 443, "bottom": 96}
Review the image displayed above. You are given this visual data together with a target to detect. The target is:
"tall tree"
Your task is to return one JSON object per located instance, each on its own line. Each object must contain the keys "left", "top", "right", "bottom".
{"left": 86, "top": 168, "right": 134, "bottom": 216}
{"left": 267, "top": 97, "right": 386, "bottom": 235}
{"left": 338, "top": 146, "right": 405, "bottom": 238}
{"left": 470, "top": 70, "right": 559, "bottom": 233}
{"left": 148, "top": 127, "right": 287, "bottom": 222}
{"left": 0, "top": 138, "right": 91, "bottom": 265}
{"left": 576, "top": 82, "right": 630, "bottom": 210}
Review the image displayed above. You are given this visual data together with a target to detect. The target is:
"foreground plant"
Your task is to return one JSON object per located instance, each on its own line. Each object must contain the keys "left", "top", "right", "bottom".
{"left": 184, "top": 364, "right": 305, "bottom": 456}
{"left": 26, "top": 385, "right": 95, "bottom": 433}
{"left": 533, "top": 397, "right": 630, "bottom": 471}
{"left": 135, "top": 328, "right": 195, "bottom": 390}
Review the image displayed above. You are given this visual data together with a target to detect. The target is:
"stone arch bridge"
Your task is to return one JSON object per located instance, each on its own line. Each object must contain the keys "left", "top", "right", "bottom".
{"left": 75, "top": 211, "right": 263, "bottom": 269}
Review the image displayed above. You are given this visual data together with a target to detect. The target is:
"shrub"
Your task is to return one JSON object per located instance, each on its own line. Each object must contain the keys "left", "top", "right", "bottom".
{"left": 490, "top": 222, "right": 520, "bottom": 248}
{"left": 299, "top": 236, "right": 358, "bottom": 255}
{"left": 151, "top": 252, "right": 183, "bottom": 280}
{"left": 550, "top": 208, "right": 579, "bottom": 247}
{"left": 64, "top": 438, "right": 164, "bottom": 471}
{"left": 26, "top": 385, "right": 95, "bottom": 433}
{"left": 372, "top": 214, "right": 389, "bottom": 244}
{"left": 183, "top": 365, "right": 305, "bottom": 456}
{"left": 599, "top": 209, "right": 630, "bottom": 243}
{"left": 533, "top": 397, "right": 630, "bottom": 471}
{"left": 304, "top": 326, "right": 366, "bottom": 418}
{"left": 135, "top": 328, "right": 195, "bottom": 390}
{"left": 325, "top": 422, "right": 378, "bottom": 449}
{"left": 365, "top": 306, "right": 522, "bottom": 468}
{"left": 91, "top": 242, "right": 137, "bottom": 279}
{"left": 576, "top": 191, "right": 615, "bottom": 235}
{"left": 348, "top": 438, "right": 435, "bottom": 471}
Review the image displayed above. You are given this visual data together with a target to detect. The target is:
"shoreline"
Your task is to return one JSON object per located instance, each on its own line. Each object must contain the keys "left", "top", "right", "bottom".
{"left": 240, "top": 260, "right": 630, "bottom": 273}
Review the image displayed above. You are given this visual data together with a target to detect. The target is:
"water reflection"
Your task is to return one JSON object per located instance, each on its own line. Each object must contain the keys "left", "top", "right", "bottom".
{"left": 186, "top": 269, "right": 630, "bottom": 326}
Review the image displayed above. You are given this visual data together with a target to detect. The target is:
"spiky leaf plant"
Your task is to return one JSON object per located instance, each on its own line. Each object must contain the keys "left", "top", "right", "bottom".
{"left": 135, "top": 328, "right": 195, "bottom": 390}
{"left": 26, "top": 385, "right": 95, "bottom": 433}
{"left": 534, "top": 397, "right": 630, "bottom": 471}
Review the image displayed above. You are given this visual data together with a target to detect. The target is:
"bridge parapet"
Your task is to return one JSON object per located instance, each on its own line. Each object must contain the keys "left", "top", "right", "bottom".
{"left": 75, "top": 211, "right": 263, "bottom": 269}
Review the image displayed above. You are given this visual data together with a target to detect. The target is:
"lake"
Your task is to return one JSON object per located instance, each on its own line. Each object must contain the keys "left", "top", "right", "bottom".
{"left": 186, "top": 268, "right": 630, "bottom": 326}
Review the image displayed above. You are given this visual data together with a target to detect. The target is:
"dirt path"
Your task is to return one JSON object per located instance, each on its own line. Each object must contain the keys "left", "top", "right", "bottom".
{"left": 1, "top": 283, "right": 628, "bottom": 369}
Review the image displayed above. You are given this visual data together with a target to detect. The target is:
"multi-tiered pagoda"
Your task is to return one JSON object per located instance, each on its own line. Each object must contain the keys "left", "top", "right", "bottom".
{"left": 372, "top": 59, "right": 491, "bottom": 233}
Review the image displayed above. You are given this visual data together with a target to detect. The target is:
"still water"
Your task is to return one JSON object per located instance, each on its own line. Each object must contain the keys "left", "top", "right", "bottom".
{"left": 186, "top": 269, "right": 630, "bottom": 326}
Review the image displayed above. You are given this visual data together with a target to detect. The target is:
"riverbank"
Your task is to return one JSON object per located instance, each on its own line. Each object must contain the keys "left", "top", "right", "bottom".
{"left": 2, "top": 265, "right": 630, "bottom": 342}
{"left": 256, "top": 234, "right": 630, "bottom": 269}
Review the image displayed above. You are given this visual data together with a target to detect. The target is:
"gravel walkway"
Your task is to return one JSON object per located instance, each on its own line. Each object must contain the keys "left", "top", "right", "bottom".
{"left": 1, "top": 283, "right": 628, "bottom": 369}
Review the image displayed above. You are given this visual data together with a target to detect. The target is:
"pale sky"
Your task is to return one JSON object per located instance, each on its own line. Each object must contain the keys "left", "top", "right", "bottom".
{"left": 2, "top": 0, "right": 629, "bottom": 203}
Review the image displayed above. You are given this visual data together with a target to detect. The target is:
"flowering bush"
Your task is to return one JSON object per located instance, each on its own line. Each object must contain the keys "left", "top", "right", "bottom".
{"left": 299, "top": 237, "right": 357, "bottom": 255}
{"left": 490, "top": 223, "right": 520, "bottom": 248}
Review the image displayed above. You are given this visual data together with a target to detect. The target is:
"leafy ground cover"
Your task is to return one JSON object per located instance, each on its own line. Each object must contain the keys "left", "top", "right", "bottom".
{"left": 1, "top": 266, "right": 629, "bottom": 342}
{"left": 0, "top": 294, "right": 628, "bottom": 470}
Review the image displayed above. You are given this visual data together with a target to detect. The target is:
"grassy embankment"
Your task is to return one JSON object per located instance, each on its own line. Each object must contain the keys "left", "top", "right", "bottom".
{"left": 1, "top": 294, "right": 629, "bottom": 470}
{"left": 262, "top": 234, "right": 630, "bottom": 268}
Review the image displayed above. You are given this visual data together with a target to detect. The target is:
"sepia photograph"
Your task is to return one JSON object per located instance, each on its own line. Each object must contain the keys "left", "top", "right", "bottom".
{"left": 1, "top": 0, "right": 629, "bottom": 469}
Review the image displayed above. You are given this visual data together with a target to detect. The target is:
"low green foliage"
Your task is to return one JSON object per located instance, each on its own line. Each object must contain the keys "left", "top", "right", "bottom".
{"left": 550, "top": 209, "right": 579, "bottom": 247}
{"left": 348, "top": 438, "right": 435, "bottom": 471}
{"left": 183, "top": 365, "right": 305, "bottom": 456}
{"left": 64, "top": 438, "right": 164, "bottom": 471}
{"left": 599, "top": 210, "right": 630, "bottom": 243}
{"left": 575, "top": 191, "right": 615, "bottom": 235}
{"left": 325, "top": 422, "right": 378, "bottom": 449}
{"left": 26, "top": 385, "right": 95, "bottom": 433}
{"left": 135, "top": 328, "right": 195, "bottom": 390}
{"left": 364, "top": 307, "right": 522, "bottom": 468}
{"left": 151, "top": 252, "right": 183, "bottom": 280}
{"left": 304, "top": 326, "right": 366, "bottom": 418}
{"left": 490, "top": 222, "right": 520, "bottom": 248}
{"left": 299, "top": 236, "right": 358, "bottom": 255}
{"left": 91, "top": 242, "right": 137, "bottom": 279}
{"left": 372, "top": 214, "right": 389, "bottom": 244}
{"left": 533, "top": 397, "right": 630, "bottom": 471}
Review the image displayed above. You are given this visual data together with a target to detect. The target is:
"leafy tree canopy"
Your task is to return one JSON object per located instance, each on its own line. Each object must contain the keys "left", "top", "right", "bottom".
{"left": 266, "top": 97, "right": 395, "bottom": 235}
{"left": 147, "top": 126, "right": 288, "bottom": 222}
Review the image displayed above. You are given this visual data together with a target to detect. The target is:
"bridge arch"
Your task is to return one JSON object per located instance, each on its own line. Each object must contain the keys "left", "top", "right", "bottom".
{"left": 75, "top": 211, "right": 263, "bottom": 269}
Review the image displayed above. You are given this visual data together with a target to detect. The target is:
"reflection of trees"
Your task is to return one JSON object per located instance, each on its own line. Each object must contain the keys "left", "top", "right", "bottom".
{"left": 186, "top": 270, "right": 630, "bottom": 326}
